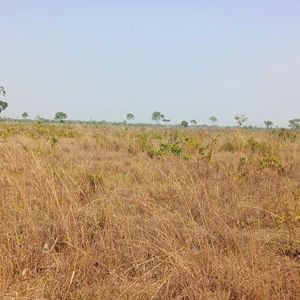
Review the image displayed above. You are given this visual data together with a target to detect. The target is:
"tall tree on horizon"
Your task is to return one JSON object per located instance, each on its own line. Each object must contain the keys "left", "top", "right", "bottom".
{"left": 152, "top": 111, "right": 164, "bottom": 124}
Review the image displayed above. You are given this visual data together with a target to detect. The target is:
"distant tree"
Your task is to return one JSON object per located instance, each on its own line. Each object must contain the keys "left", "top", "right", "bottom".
{"left": 126, "top": 113, "right": 135, "bottom": 122}
{"left": 152, "top": 111, "right": 164, "bottom": 124}
{"left": 289, "top": 119, "right": 300, "bottom": 129}
{"left": 54, "top": 111, "right": 67, "bottom": 123}
{"left": 234, "top": 114, "right": 248, "bottom": 127}
{"left": 22, "top": 112, "right": 29, "bottom": 119}
{"left": 0, "top": 86, "right": 6, "bottom": 97}
{"left": 0, "top": 86, "right": 8, "bottom": 116}
{"left": 162, "top": 118, "right": 171, "bottom": 126}
{"left": 0, "top": 101, "right": 8, "bottom": 116}
{"left": 190, "top": 119, "right": 197, "bottom": 125}
{"left": 264, "top": 120, "right": 273, "bottom": 129}
{"left": 209, "top": 116, "right": 218, "bottom": 125}
{"left": 181, "top": 120, "right": 189, "bottom": 127}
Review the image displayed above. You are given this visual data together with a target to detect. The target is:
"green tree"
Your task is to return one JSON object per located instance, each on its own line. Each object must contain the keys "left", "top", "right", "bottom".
{"left": 181, "top": 120, "right": 189, "bottom": 127}
{"left": 22, "top": 112, "right": 29, "bottom": 119}
{"left": 190, "top": 119, "right": 197, "bottom": 125}
{"left": 0, "top": 86, "right": 8, "bottom": 116}
{"left": 289, "top": 119, "right": 300, "bottom": 129}
{"left": 209, "top": 116, "right": 218, "bottom": 125}
{"left": 264, "top": 120, "right": 273, "bottom": 129}
{"left": 54, "top": 111, "right": 68, "bottom": 123}
{"left": 152, "top": 111, "right": 164, "bottom": 124}
{"left": 234, "top": 114, "right": 248, "bottom": 127}
{"left": 126, "top": 113, "right": 135, "bottom": 122}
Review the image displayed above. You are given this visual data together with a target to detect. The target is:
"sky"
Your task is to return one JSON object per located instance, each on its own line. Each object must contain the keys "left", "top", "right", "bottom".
{"left": 1, "top": 0, "right": 299, "bottom": 126}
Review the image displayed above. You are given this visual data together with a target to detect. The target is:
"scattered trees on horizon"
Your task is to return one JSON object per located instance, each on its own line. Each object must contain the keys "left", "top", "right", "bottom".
{"left": 54, "top": 112, "right": 68, "bottom": 123}
{"left": 234, "top": 114, "right": 248, "bottom": 127}
{"left": 0, "top": 87, "right": 298, "bottom": 129}
{"left": 264, "top": 120, "right": 273, "bottom": 129}
{"left": 152, "top": 111, "right": 164, "bottom": 124}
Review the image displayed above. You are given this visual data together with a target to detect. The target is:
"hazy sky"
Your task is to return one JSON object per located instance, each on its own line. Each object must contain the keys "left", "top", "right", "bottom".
{"left": 1, "top": 0, "right": 299, "bottom": 126}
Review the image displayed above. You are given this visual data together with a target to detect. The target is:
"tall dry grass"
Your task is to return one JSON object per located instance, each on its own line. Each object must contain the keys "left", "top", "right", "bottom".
{"left": 0, "top": 123, "right": 299, "bottom": 299}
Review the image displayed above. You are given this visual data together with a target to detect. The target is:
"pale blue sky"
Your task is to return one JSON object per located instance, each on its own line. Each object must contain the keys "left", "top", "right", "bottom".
{"left": 1, "top": 0, "right": 299, "bottom": 126}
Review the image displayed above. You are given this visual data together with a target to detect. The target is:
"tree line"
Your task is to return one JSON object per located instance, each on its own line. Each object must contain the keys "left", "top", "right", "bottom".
{"left": 126, "top": 111, "right": 300, "bottom": 129}
{"left": 1, "top": 86, "right": 299, "bottom": 129}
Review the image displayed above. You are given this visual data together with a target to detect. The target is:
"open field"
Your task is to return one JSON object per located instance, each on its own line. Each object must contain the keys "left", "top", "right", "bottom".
{"left": 0, "top": 123, "right": 299, "bottom": 299}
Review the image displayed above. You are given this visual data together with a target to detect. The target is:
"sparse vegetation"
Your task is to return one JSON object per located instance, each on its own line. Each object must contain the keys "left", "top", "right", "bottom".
{"left": 0, "top": 123, "right": 299, "bottom": 299}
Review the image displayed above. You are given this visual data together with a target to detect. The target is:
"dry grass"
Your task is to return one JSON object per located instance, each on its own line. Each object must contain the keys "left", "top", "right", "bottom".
{"left": 0, "top": 123, "right": 299, "bottom": 299}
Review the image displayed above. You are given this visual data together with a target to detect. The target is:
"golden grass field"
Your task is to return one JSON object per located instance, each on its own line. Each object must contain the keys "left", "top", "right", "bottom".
{"left": 0, "top": 123, "right": 299, "bottom": 299}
